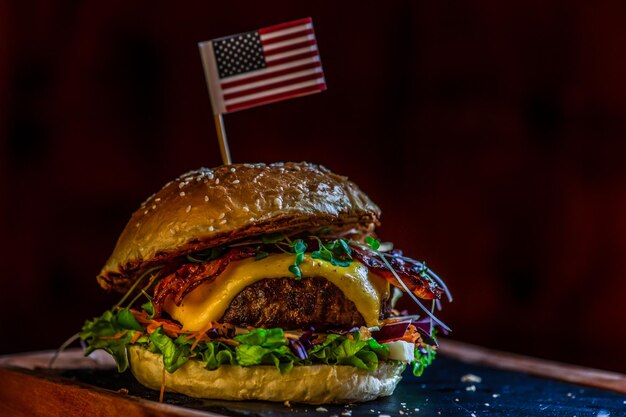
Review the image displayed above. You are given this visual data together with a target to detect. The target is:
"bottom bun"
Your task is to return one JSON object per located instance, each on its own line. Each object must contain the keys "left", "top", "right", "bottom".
{"left": 129, "top": 346, "right": 406, "bottom": 404}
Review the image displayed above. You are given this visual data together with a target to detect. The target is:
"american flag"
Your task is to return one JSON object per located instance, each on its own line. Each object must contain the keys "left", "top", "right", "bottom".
{"left": 199, "top": 17, "right": 326, "bottom": 114}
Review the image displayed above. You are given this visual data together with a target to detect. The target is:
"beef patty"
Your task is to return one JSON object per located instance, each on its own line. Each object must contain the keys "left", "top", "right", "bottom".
{"left": 221, "top": 277, "right": 390, "bottom": 330}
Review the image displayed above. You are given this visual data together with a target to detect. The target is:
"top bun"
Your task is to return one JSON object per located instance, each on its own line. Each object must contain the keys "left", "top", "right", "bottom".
{"left": 98, "top": 162, "right": 381, "bottom": 292}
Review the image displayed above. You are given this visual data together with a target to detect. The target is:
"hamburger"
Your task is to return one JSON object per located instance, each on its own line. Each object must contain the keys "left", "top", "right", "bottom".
{"left": 80, "top": 162, "right": 451, "bottom": 404}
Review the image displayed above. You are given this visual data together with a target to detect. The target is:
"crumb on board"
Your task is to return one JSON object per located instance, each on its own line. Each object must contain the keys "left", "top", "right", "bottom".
{"left": 492, "top": 393, "right": 500, "bottom": 398}
{"left": 461, "top": 373, "right": 482, "bottom": 383}
{"left": 316, "top": 407, "right": 328, "bottom": 412}
{"left": 466, "top": 385, "right": 477, "bottom": 392}
{"left": 283, "top": 401, "right": 291, "bottom": 408}
{"left": 116, "top": 388, "right": 129, "bottom": 395}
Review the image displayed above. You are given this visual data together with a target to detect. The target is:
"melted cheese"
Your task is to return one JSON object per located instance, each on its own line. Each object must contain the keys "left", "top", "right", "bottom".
{"left": 164, "top": 253, "right": 390, "bottom": 331}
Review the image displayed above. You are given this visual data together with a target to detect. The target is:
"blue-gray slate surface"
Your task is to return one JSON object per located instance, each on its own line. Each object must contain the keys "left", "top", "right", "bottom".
{"left": 62, "top": 356, "right": 626, "bottom": 417}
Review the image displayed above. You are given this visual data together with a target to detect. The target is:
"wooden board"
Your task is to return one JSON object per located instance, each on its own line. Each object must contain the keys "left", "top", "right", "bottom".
{"left": 1, "top": 341, "right": 625, "bottom": 417}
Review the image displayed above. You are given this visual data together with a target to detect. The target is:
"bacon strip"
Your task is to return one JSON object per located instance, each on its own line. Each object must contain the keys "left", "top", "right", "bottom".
{"left": 351, "top": 246, "right": 443, "bottom": 300}
{"left": 152, "top": 247, "right": 256, "bottom": 316}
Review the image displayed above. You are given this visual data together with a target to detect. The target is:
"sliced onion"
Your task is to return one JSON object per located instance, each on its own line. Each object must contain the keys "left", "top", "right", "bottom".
{"left": 288, "top": 339, "right": 308, "bottom": 360}
{"left": 371, "top": 320, "right": 411, "bottom": 343}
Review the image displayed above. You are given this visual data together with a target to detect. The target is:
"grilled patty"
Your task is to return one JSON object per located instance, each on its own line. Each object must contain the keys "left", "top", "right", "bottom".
{"left": 221, "top": 277, "right": 390, "bottom": 330}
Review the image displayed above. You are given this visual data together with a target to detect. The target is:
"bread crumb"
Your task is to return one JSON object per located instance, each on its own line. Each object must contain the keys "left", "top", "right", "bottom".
{"left": 461, "top": 374, "right": 482, "bottom": 383}
{"left": 466, "top": 385, "right": 477, "bottom": 392}
{"left": 316, "top": 407, "right": 328, "bottom": 412}
{"left": 186, "top": 205, "right": 191, "bottom": 213}
{"left": 283, "top": 401, "right": 291, "bottom": 408}
{"left": 179, "top": 192, "right": 185, "bottom": 197}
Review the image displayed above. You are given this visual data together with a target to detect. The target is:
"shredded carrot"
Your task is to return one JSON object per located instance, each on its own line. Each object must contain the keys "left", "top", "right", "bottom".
{"left": 213, "top": 337, "right": 239, "bottom": 346}
{"left": 159, "top": 366, "right": 166, "bottom": 403}
{"left": 284, "top": 333, "right": 301, "bottom": 340}
{"left": 99, "top": 330, "right": 129, "bottom": 340}
{"left": 399, "top": 324, "right": 419, "bottom": 344}
{"left": 130, "top": 331, "right": 142, "bottom": 344}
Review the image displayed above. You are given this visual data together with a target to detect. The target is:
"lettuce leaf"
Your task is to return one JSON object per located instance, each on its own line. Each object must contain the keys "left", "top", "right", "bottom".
{"left": 413, "top": 346, "right": 436, "bottom": 377}
{"left": 200, "top": 342, "right": 236, "bottom": 370}
{"left": 149, "top": 326, "right": 190, "bottom": 373}
{"left": 81, "top": 313, "right": 434, "bottom": 377}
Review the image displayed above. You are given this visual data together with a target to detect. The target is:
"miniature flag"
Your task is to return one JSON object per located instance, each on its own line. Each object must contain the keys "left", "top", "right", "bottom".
{"left": 199, "top": 17, "right": 326, "bottom": 114}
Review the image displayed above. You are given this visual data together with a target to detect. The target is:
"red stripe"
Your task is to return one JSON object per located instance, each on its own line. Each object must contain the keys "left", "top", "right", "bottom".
{"left": 261, "top": 29, "right": 314, "bottom": 46}
{"left": 226, "top": 82, "right": 326, "bottom": 112}
{"left": 264, "top": 40, "right": 317, "bottom": 57}
{"left": 259, "top": 18, "right": 312, "bottom": 34}
{"left": 223, "top": 73, "right": 324, "bottom": 100}
{"left": 266, "top": 50, "right": 319, "bottom": 67}
{"left": 220, "top": 61, "right": 322, "bottom": 89}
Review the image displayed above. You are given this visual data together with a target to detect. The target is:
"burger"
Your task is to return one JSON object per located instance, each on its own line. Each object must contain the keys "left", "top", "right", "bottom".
{"left": 80, "top": 162, "right": 451, "bottom": 404}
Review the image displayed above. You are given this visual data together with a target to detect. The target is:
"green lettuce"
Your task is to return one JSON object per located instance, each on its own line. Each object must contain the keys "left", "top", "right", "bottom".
{"left": 81, "top": 311, "right": 435, "bottom": 376}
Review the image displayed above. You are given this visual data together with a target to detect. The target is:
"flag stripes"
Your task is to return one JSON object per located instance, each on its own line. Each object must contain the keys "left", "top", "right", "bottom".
{"left": 199, "top": 17, "right": 325, "bottom": 114}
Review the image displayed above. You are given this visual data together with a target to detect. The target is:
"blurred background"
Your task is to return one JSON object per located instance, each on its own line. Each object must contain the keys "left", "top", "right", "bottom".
{"left": 2, "top": 1, "right": 626, "bottom": 373}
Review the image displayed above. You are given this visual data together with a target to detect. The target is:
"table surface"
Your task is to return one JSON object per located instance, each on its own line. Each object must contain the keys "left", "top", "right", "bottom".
{"left": 1, "top": 341, "right": 625, "bottom": 417}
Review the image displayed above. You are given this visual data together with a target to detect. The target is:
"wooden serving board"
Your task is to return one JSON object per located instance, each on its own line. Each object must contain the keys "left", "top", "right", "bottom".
{"left": 1, "top": 340, "right": 625, "bottom": 417}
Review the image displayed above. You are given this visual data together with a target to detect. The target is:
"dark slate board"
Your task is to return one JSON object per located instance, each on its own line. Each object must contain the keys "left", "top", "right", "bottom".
{"left": 59, "top": 356, "right": 626, "bottom": 417}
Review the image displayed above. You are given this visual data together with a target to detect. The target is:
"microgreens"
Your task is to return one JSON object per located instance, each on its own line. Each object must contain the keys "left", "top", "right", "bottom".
{"left": 311, "top": 238, "right": 352, "bottom": 267}
{"left": 187, "top": 246, "right": 227, "bottom": 263}
{"left": 287, "top": 238, "right": 307, "bottom": 279}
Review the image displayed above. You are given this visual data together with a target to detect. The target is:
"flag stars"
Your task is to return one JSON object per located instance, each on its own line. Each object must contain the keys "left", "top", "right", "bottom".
{"left": 213, "top": 30, "right": 266, "bottom": 78}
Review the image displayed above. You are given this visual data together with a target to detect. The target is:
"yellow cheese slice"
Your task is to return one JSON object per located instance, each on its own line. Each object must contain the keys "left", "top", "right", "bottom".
{"left": 164, "top": 253, "right": 389, "bottom": 331}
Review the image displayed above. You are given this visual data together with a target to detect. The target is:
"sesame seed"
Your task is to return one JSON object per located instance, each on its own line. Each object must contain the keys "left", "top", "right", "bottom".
{"left": 218, "top": 212, "right": 225, "bottom": 219}
{"left": 152, "top": 205, "right": 156, "bottom": 210}
{"left": 232, "top": 179, "right": 240, "bottom": 184}
{"left": 204, "top": 195, "right": 209, "bottom": 202}
{"left": 242, "top": 206, "right": 249, "bottom": 212}
{"left": 215, "top": 178, "right": 220, "bottom": 184}
{"left": 170, "top": 228, "right": 175, "bottom": 234}
{"left": 135, "top": 222, "right": 141, "bottom": 228}
{"left": 219, "top": 219, "right": 227, "bottom": 224}
{"left": 208, "top": 226, "right": 214, "bottom": 231}
{"left": 230, "top": 167, "right": 236, "bottom": 172}
{"left": 179, "top": 182, "right": 185, "bottom": 189}
{"left": 180, "top": 192, "right": 185, "bottom": 197}
{"left": 208, "top": 173, "right": 214, "bottom": 180}
{"left": 143, "top": 210, "right": 148, "bottom": 215}
{"left": 186, "top": 205, "right": 191, "bottom": 213}
{"left": 249, "top": 217, "right": 255, "bottom": 222}
{"left": 155, "top": 198, "right": 161, "bottom": 202}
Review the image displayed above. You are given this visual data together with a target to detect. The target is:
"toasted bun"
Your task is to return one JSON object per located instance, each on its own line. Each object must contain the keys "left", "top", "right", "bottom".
{"left": 98, "top": 162, "right": 380, "bottom": 292}
{"left": 129, "top": 346, "right": 405, "bottom": 404}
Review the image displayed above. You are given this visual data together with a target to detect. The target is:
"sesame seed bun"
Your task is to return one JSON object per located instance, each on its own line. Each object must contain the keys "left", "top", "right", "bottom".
{"left": 129, "top": 346, "right": 405, "bottom": 404}
{"left": 98, "top": 162, "right": 380, "bottom": 292}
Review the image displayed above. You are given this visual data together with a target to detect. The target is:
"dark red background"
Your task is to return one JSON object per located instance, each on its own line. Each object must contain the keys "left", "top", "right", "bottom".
{"left": 2, "top": 2, "right": 626, "bottom": 372}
